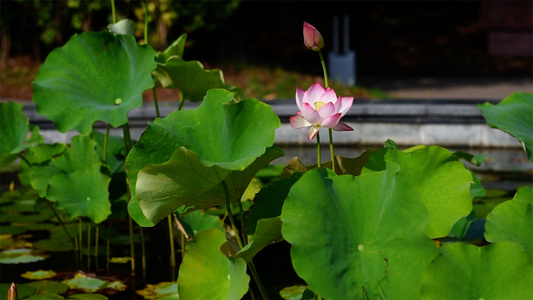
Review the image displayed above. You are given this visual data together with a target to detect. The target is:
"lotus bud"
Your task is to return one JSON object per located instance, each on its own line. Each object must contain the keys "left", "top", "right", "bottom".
{"left": 303, "top": 22, "right": 325, "bottom": 51}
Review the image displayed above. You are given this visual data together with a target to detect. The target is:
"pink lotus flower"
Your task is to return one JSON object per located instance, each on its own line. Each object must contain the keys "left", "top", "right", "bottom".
{"left": 290, "top": 83, "right": 354, "bottom": 141}
{"left": 303, "top": 22, "right": 324, "bottom": 51}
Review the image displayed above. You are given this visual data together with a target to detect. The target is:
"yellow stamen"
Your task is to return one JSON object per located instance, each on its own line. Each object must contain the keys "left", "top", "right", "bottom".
{"left": 314, "top": 101, "right": 326, "bottom": 111}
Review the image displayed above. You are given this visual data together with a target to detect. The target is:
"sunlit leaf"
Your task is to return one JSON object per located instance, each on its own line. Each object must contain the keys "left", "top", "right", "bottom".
{"left": 155, "top": 34, "right": 187, "bottom": 63}
{"left": 152, "top": 56, "right": 225, "bottom": 102}
{"left": 363, "top": 145, "right": 473, "bottom": 238}
{"left": 127, "top": 89, "right": 281, "bottom": 225}
{"left": 421, "top": 241, "right": 533, "bottom": 299}
{"left": 108, "top": 19, "right": 135, "bottom": 36}
{"left": 281, "top": 166, "right": 438, "bottom": 299}
{"left": 178, "top": 229, "right": 249, "bottom": 299}
{"left": 33, "top": 31, "right": 156, "bottom": 134}
{"left": 478, "top": 92, "right": 533, "bottom": 161}
{"left": 485, "top": 186, "right": 533, "bottom": 251}
{"left": 236, "top": 217, "right": 284, "bottom": 262}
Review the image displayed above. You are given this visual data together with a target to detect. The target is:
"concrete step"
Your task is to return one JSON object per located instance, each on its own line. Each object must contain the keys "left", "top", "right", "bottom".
{"left": 23, "top": 98, "right": 522, "bottom": 148}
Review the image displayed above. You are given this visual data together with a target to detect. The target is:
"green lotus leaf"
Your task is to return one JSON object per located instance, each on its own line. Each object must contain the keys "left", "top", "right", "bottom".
{"left": 93, "top": 132, "right": 125, "bottom": 175}
{"left": 18, "top": 143, "right": 66, "bottom": 189}
{"left": 178, "top": 210, "right": 224, "bottom": 239}
{"left": 27, "top": 136, "right": 112, "bottom": 223}
{"left": 244, "top": 176, "right": 299, "bottom": 235}
{"left": 47, "top": 165, "right": 111, "bottom": 223}
{"left": 485, "top": 186, "right": 533, "bottom": 251}
{"left": 281, "top": 151, "right": 374, "bottom": 178}
{"left": 0, "top": 102, "right": 43, "bottom": 169}
{"left": 137, "top": 146, "right": 283, "bottom": 224}
{"left": 478, "top": 92, "right": 533, "bottom": 161}
{"left": 281, "top": 166, "right": 438, "bottom": 299}
{"left": 152, "top": 56, "right": 225, "bottom": 102}
{"left": 363, "top": 145, "right": 473, "bottom": 238}
{"left": 126, "top": 89, "right": 281, "bottom": 225}
{"left": 33, "top": 31, "right": 156, "bottom": 134}
{"left": 155, "top": 34, "right": 186, "bottom": 63}
{"left": 236, "top": 217, "right": 284, "bottom": 262}
{"left": 421, "top": 241, "right": 533, "bottom": 299}
{"left": 178, "top": 228, "right": 250, "bottom": 299}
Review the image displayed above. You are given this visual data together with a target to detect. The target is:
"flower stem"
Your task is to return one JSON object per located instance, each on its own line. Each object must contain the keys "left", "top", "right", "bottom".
{"left": 123, "top": 123, "right": 136, "bottom": 276}
{"left": 153, "top": 86, "right": 160, "bottom": 118}
{"left": 329, "top": 128, "right": 335, "bottom": 173}
{"left": 168, "top": 214, "right": 176, "bottom": 280}
{"left": 142, "top": 0, "right": 148, "bottom": 44}
{"left": 319, "top": 50, "right": 335, "bottom": 172}
{"left": 221, "top": 181, "right": 269, "bottom": 299}
{"left": 316, "top": 131, "right": 321, "bottom": 168}
{"left": 318, "top": 50, "right": 329, "bottom": 88}
{"left": 110, "top": 0, "right": 116, "bottom": 24}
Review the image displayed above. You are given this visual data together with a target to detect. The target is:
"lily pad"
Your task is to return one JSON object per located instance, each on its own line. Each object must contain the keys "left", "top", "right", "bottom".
{"left": 21, "top": 270, "right": 58, "bottom": 280}
{"left": 27, "top": 280, "right": 69, "bottom": 294}
{"left": 127, "top": 89, "right": 281, "bottom": 225}
{"left": 281, "top": 166, "right": 438, "bottom": 299}
{"left": 485, "top": 186, "right": 533, "bottom": 251}
{"left": 0, "top": 225, "right": 27, "bottom": 235}
{"left": 66, "top": 294, "right": 108, "bottom": 299}
{"left": 33, "top": 31, "right": 156, "bottom": 134}
{"left": 136, "top": 282, "right": 179, "bottom": 299}
{"left": 279, "top": 285, "right": 307, "bottom": 300}
{"left": 26, "top": 293, "right": 65, "bottom": 300}
{"left": 178, "top": 228, "right": 250, "bottom": 299}
{"left": 478, "top": 92, "right": 533, "bottom": 161}
{"left": 0, "top": 248, "right": 49, "bottom": 264}
{"left": 62, "top": 273, "right": 126, "bottom": 293}
{"left": 421, "top": 241, "right": 533, "bottom": 299}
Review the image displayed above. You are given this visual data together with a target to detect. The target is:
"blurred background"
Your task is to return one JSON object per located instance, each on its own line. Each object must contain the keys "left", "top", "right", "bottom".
{"left": 1, "top": 0, "right": 532, "bottom": 100}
